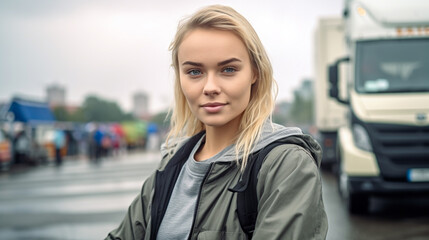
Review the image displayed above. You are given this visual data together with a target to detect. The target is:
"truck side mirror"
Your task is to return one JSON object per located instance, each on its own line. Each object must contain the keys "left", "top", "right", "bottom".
{"left": 328, "top": 57, "right": 350, "bottom": 104}
{"left": 329, "top": 64, "right": 339, "bottom": 98}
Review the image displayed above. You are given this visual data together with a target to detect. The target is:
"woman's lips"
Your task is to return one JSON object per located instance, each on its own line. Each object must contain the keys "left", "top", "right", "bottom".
{"left": 201, "top": 103, "right": 226, "bottom": 113}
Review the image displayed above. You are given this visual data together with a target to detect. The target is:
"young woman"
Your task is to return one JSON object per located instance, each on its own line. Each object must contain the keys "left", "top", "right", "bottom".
{"left": 107, "top": 5, "right": 328, "bottom": 240}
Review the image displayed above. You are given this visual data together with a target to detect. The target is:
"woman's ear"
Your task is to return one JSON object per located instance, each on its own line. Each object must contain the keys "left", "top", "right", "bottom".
{"left": 251, "top": 71, "right": 257, "bottom": 85}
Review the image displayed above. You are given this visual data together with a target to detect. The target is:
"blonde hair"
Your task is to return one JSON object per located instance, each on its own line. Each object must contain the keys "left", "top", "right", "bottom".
{"left": 167, "top": 5, "right": 277, "bottom": 170}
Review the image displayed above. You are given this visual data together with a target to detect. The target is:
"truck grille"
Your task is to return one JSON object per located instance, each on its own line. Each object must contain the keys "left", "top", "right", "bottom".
{"left": 366, "top": 123, "right": 429, "bottom": 181}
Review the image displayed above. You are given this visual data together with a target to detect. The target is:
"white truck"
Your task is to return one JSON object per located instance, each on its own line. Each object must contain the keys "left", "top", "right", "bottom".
{"left": 314, "top": 17, "right": 347, "bottom": 168}
{"left": 328, "top": 0, "right": 429, "bottom": 213}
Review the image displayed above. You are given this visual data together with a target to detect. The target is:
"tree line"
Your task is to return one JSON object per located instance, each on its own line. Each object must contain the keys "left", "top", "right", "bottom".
{"left": 272, "top": 91, "right": 314, "bottom": 126}
{"left": 52, "top": 95, "right": 135, "bottom": 122}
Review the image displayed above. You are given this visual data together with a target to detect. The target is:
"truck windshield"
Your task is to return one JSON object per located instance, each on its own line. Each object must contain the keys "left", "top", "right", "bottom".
{"left": 356, "top": 39, "right": 429, "bottom": 93}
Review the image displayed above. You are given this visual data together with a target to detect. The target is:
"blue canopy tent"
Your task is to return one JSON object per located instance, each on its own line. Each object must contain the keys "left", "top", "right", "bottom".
{"left": 7, "top": 97, "right": 55, "bottom": 124}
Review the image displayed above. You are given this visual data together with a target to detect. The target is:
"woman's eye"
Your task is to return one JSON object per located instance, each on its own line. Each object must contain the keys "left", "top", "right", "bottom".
{"left": 188, "top": 69, "right": 202, "bottom": 76}
{"left": 223, "top": 67, "right": 236, "bottom": 73}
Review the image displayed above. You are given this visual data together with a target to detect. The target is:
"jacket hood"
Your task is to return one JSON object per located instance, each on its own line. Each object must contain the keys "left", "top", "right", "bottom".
{"left": 274, "top": 133, "right": 323, "bottom": 167}
{"left": 253, "top": 122, "right": 322, "bottom": 167}
{"left": 161, "top": 121, "right": 322, "bottom": 166}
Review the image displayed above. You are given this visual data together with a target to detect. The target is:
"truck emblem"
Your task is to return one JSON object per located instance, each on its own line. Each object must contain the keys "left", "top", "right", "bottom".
{"left": 416, "top": 113, "right": 427, "bottom": 122}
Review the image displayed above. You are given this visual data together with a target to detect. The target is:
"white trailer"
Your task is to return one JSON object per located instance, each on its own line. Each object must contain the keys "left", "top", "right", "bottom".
{"left": 314, "top": 17, "right": 347, "bottom": 167}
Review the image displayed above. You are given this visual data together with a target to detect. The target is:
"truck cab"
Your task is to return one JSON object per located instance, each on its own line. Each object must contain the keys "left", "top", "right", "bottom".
{"left": 329, "top": 0, "right": 429, "bottom": 213}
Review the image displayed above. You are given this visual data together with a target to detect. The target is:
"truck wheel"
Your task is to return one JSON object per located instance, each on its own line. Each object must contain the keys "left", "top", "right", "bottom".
{"left": 337, "top": 160, "right": 369, "bottom": 214}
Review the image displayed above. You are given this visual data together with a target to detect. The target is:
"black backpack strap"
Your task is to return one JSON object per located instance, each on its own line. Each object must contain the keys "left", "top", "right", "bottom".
{"left": 229, "top": 141, "right": 284, "bottom": 239}
{"left": 150, "top": 131, "right": 205, "bottom": 240}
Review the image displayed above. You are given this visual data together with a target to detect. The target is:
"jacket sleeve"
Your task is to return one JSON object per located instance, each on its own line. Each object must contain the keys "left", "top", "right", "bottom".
{"left": 106, "top": 172, "right": 156, "bottom": 240}
{"left": 252, "top": 144, "right": 328, "bottom": 240}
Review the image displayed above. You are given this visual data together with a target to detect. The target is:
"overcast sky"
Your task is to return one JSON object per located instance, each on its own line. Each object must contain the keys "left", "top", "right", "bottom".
{"left": 0, "top": 0, "right": 342, "bottom": 113}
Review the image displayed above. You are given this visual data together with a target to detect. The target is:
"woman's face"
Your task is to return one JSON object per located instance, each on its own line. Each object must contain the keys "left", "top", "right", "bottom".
{"left": 178, "top": 28, "right": 256, "bottom": 129}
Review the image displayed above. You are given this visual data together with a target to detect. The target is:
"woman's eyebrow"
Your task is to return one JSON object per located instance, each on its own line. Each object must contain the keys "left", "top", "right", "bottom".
{"left": 182, "top": 61, "right": 203, "bottom": 67}
{"left": 218, "top": 58, "right": 241, "bottom": 66}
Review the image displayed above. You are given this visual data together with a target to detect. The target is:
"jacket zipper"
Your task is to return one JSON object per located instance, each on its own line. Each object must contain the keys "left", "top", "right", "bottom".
{"left": 187, "top": 162, "right": 215, "bottom": 240}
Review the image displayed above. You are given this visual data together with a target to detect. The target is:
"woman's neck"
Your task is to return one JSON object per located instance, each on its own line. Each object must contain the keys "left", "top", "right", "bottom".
{"left": 195, "top": 123, "right": 240, "bottom": 161}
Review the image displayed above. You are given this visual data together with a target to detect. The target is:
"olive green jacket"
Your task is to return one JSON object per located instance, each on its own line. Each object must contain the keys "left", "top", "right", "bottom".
{"left": 106, "top": 134, "right": 328, "bottom": 240}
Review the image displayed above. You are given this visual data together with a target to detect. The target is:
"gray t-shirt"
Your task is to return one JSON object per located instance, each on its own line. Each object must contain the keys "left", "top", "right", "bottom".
{"left": 157, "top": 136, "right": 233, "bottom": 239}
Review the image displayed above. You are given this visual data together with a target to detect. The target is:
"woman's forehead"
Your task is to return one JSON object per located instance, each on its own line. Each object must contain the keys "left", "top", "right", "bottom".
{"left": 178, "top": 28, "right": 249, "bottom": 65}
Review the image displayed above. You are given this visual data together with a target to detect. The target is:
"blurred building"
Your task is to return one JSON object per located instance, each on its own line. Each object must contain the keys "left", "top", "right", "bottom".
{"left": 46, "top": 84, "right": 66, "bottom": 107}
{"left": 0, "top": 102, "right": 7, "bottom": 119}
{"left": 133, "top": 92, "right": 149, "bottom": 119}
{"left": 294, "top": 78, "right": 313, "bottom": 101}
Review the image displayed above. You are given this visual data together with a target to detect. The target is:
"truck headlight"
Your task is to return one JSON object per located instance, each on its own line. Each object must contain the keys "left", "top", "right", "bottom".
{"left": 352, "top": 124, "right": 373, "bottom": 152}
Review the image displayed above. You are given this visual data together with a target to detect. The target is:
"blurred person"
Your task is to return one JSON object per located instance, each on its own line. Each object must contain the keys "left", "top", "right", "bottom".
{"left": 107, "top": 5, "right": 327, "bottom": 240}
{"left": 147, "top": 123, "right": 160, "bottom": 152}
{"left": 14, "top": 130, "right": 30, "bottom": 164}
{"left": 93, "top": 126, "right": 104, "bottom": 163}
{"left": 111, "top": 133, "right": 121, "bottom": 157}
{"left": 87, "top": 128, "right": 97, "bottom": 162}
{"left": 54, "top": 128, "right": 66, "bottom": 166}
{"left": 101, "top": 132, "right": 112, "bottom": 157}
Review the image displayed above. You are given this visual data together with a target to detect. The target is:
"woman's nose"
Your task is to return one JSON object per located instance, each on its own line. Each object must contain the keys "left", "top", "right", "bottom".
{"left": 203, "top": 73, "right": 221, "bottom": 96}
